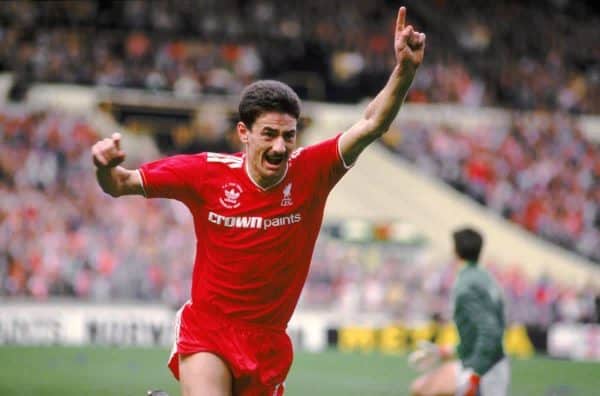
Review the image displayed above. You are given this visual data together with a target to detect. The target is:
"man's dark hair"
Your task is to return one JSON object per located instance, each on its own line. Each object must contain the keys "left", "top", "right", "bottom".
{"left": 453, "top": 227, "right": 484, "bottom": 263}
{"left": 238, "top": 80, "right": 301, "bottom": 128}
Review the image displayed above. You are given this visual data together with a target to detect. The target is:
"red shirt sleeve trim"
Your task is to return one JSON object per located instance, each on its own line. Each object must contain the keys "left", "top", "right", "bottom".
{"left": 336, "top": 132, "right": 354, "bottom": 170}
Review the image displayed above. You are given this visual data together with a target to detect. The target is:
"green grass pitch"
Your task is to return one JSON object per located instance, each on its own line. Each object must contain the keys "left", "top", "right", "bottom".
{"left": 0, "top": 346, "right": 598, "bottom": 395}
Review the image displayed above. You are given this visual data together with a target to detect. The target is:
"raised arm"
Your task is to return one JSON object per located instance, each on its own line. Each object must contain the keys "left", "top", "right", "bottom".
{"left": 91, "top": 132, "right": 144, "bottom": 197}
{"left": 339, "top": 6, "right": 425, "bottom": 165}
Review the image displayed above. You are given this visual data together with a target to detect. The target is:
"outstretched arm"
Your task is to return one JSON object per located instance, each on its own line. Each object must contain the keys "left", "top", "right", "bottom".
{"left": 339, "top": 6, "right": 425, "bottom": 165}
{"left": 91, "top": 132, "right": 144, "bottom": 197}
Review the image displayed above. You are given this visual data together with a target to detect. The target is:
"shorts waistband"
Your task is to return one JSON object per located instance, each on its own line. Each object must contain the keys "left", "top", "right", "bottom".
{"left": 187, "top": 300, "right": 287, "bottom": 332}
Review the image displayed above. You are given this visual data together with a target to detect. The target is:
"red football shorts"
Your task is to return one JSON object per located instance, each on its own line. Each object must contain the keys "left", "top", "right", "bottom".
{"left": 168, "top": 301, "right": 292, "bottom": 396}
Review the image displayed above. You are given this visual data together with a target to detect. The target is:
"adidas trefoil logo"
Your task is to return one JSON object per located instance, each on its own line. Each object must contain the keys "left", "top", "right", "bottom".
{"left": 224, "top": 188, "right": 240, "bottom": 203}
{"left": 219, "top": 182, "right": 243, "bottom": 209}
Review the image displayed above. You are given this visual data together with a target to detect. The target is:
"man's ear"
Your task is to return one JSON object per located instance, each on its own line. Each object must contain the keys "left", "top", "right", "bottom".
{"left": 237, "top": 121, "right": 249, "bottom": 144}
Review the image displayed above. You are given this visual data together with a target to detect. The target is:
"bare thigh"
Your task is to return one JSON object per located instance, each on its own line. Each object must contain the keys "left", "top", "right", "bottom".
{"left": 410, "top": 361, "right": 459, "bottom": 396}
{"left": 179, "top": 352, "right": 233, "bottom": 396}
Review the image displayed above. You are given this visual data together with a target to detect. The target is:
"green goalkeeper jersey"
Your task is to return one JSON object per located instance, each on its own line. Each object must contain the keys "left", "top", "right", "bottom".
{"left": 451, "top": 262, "right": 506, "bottom": 375}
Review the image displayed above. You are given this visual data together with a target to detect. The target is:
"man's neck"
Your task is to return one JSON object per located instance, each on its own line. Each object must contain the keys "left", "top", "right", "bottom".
{"left": 245, "top": 160, "right": 287, "bottom": 190}
{"left": 459, "top": 260, "right": 477, "bottom": 268}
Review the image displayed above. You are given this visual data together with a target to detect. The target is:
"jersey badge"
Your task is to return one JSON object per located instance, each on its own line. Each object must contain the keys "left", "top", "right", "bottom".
{"left": 281, "top": 183, "right": 293, "bottom": 206}
{"left": 219, "top": 182, "right": 243, "bottom": 208}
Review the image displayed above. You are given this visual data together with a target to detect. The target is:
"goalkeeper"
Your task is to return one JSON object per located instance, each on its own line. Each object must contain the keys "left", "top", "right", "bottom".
{"left": 409, "top": 227, "right": 510, "bottom": 396}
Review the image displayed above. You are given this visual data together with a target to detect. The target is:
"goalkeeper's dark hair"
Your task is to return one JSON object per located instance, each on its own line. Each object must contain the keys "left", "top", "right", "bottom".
{"left": 453, "top": 227, "right": 484, "bottom": 263}
{"left": 238, "top": 80, "right": 301, "bottom": 128}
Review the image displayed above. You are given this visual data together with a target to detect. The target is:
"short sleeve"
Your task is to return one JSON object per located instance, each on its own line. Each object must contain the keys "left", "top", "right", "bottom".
{"left": 139, "top": 154, "right": 205, "bottom": 203}
{"left": 300, "top": 133, "right": 351, "bottom": 192}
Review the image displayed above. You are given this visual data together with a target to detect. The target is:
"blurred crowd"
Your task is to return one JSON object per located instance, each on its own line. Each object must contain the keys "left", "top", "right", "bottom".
{"left": 385, "top": 112, "right": 600, "bottom": 264}
{"left": 0, "top": 0, "right": 598, "bottom": 112}
{"left": 1, "top": 108, "right": 599, "bottom": 328}
{"left": 0, "top": 107, "right": 193, "bottom": 306}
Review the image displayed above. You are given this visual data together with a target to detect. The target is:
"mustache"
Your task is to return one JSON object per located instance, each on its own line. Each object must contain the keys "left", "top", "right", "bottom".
{"left": 265, "top": 152, "right": 287, "bottom": 159}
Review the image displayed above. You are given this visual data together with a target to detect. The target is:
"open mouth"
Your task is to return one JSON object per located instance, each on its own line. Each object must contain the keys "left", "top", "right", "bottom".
{"left": 264, "top": 154, "right": 285, "bottom": 167}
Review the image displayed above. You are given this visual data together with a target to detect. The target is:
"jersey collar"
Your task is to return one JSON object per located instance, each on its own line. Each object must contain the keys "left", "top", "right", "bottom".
{"left": 243, "top": 154, "right": 288, "bottom": 191}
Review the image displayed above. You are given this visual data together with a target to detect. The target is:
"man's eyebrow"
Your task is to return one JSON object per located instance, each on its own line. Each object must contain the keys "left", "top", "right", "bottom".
{"left": 261, "top": 126, "right": 297, "bottom": 133}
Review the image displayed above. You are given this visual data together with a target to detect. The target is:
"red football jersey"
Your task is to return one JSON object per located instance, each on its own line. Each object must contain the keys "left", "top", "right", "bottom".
{"left": 139, "top": 134, "right": 349, "bottom": 327}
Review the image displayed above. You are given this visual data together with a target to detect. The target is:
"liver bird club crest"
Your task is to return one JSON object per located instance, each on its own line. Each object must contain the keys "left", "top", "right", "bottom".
{"left": 281, "top": 183, "right": 293, "bottom": 206}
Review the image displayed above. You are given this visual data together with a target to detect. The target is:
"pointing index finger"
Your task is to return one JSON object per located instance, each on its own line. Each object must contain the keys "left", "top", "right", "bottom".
{"left": 112, "top": 132, "right": 121, "bottom": 150}
{"left": 397, "top": 6, "right": 406, "bottom": 32}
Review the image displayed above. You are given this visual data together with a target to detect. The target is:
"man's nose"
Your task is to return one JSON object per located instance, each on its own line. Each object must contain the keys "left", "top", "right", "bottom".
{"left": 272, "top": 136, "right": 286, "bottom": 153}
